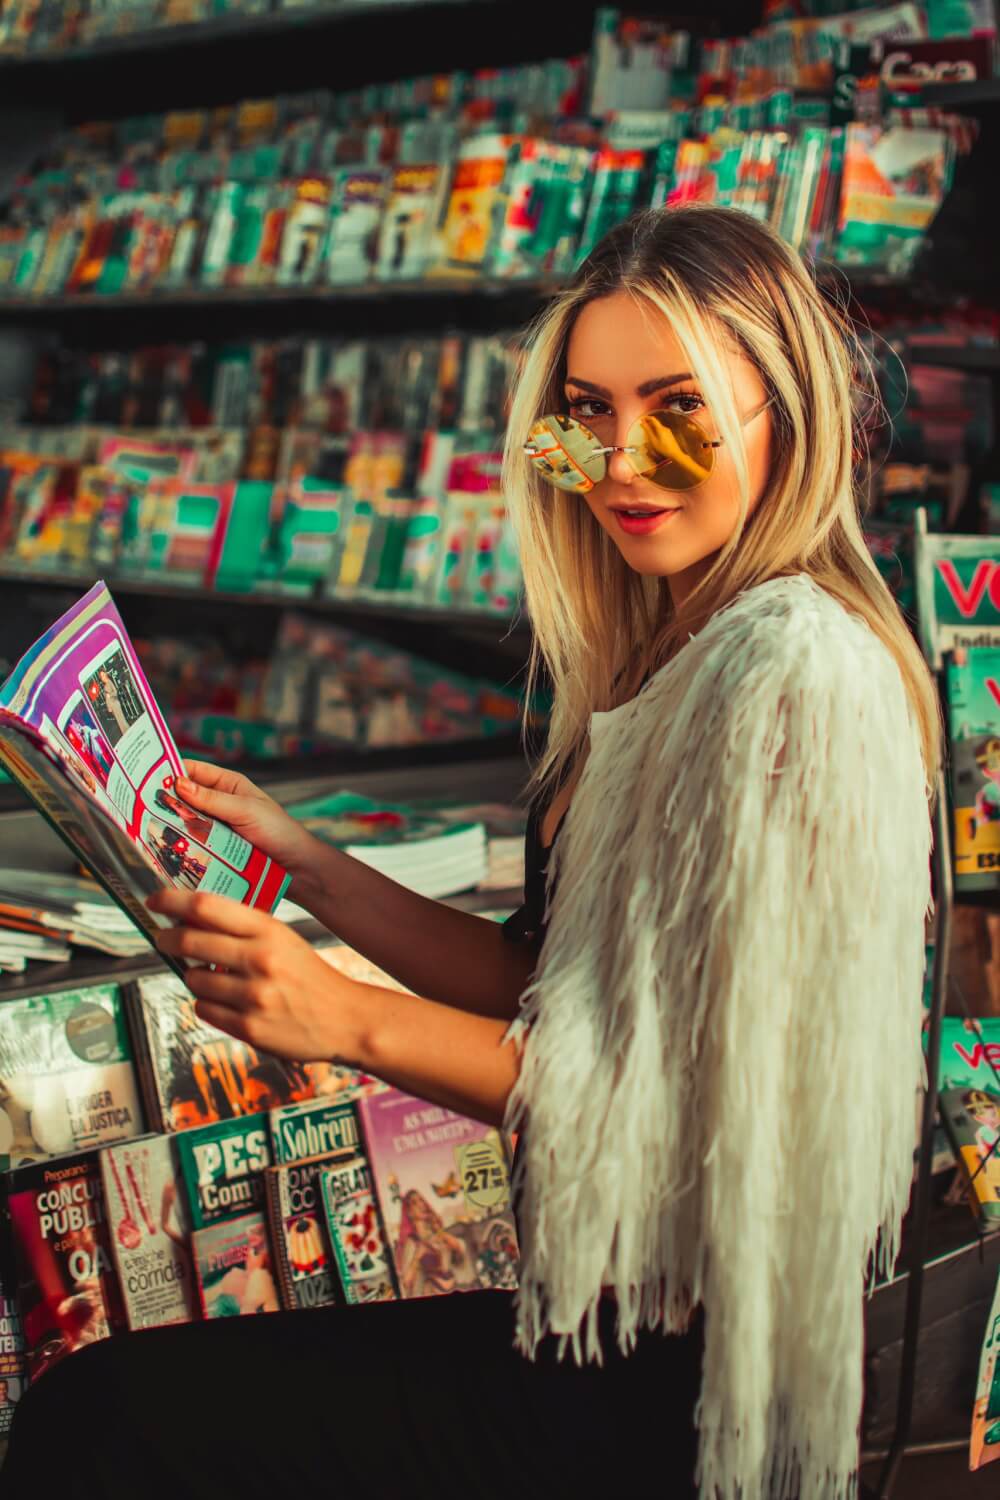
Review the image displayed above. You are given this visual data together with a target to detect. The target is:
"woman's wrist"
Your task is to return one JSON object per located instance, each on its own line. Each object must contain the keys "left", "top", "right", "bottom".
{"left": 284, "top": 837, "right": 344, "bottom": 911}
{"left": 337, "top": 978, "right": 379, "bottom": 1075}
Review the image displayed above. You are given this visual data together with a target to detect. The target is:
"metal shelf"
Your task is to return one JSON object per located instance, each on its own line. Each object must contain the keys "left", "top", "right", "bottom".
{"left": 0, "top": 564, "right": 529, "bottom": 634}
{"left": 907, "top": 344, "right": 1000, "bottom": 375}
{"left": 0, "top": 276, "right": 562, "bottom": 319}
{"left": 0, "top": 884, "right": 523, "bottom": 1003}
{"left": 0, "top": 0, "right": 489, "bottom": 71}
{"left": 920, "top": 79, "right": 1000, "bottom": 108}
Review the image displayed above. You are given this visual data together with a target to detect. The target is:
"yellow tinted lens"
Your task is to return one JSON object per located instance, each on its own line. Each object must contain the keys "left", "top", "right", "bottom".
{"left": 629, "top": 411, "right": 714, "bottom": 490}
{"left": 524, "top": 415, "right": 606, "bottom": 494}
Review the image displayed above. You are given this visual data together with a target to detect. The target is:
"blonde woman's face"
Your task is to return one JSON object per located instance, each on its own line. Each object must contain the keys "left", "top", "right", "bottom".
{"left": 563, "top": 292, "right": 773, "bottom": 608}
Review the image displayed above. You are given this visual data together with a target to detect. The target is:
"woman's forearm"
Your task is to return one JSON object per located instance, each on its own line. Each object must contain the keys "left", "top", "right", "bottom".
{"left": 290, "top": 840, "right": 538, "bottom": 1020}
{"left": 353, "top": 982, "right": 522, "bottom": 1129}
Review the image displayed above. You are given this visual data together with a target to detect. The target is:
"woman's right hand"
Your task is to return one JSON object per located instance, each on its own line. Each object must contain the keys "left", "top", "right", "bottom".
{"left": 174, "top": 760, "right": 319, "bottom": 880}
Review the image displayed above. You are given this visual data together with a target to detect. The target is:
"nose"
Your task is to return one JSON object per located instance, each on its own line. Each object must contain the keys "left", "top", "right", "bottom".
{"left": 606, "top": 446, "right": 636, "bottom": 485}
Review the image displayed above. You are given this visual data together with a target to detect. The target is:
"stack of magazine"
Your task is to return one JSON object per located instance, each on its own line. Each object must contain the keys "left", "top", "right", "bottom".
{"left": 0, "top": 869, "right": 149, "bottom": 973}
{"left": 285, "top": 789, "right": 489, "bottom": 901}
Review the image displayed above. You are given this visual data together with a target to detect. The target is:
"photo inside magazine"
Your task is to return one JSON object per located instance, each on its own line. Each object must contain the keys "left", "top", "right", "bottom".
{"left": 0, "top": 580, "right": 290, "bottom": 972}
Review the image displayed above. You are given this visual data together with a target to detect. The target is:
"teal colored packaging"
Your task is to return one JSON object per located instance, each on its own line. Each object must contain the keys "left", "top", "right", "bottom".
{"left": 209, "top": 480, "right": 273, "bottom": 592}
{"left": 266, "top": 484, "right": 345, "bottom": 587}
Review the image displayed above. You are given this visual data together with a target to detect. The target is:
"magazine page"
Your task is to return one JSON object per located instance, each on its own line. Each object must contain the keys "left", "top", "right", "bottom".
{"left": 0, "top": 717, "right": 188, "bottom": 977}
{"left": 0, "top": 581, "right": 290, "bottom": 925}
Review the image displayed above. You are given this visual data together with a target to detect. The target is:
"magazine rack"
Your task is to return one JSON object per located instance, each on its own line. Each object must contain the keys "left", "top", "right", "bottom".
{"left": 868, "top": 737, "right": 954, "bottom": 1497}
{"left": 871, "top": 660, "right": 1000, "bottom": 1495}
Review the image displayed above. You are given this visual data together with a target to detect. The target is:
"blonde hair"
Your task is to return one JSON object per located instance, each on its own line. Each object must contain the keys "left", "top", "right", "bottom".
{"left": 502, "top": 203, "right": 943, "bottom": 815}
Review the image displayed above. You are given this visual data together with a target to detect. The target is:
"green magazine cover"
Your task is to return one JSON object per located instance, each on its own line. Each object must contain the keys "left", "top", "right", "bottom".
{"left": 319, "top": 1156, "right": 397, "bottom": 1305}
{"left": 175, "top": 1112, "right": 272, "bottom": 1230}
{"left": 938, "top": 1018, "right": 1000, "bottom": 1232}
{"left": 914, "top": 507, "right": 1000, "bottom": 669}
{"left": 267, "top": 1095, "right": 361, "bottom": 1166}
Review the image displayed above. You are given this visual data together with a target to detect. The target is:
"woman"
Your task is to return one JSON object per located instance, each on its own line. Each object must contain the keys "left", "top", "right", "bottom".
{"left": 97, "top": 667, "right": 129, "bottom": 738}
{"left": 2, "top": 206, "right": 939, "bottom": 1500}
{"left": 394, "top": 1188, "right": 469, "bottom": 1298}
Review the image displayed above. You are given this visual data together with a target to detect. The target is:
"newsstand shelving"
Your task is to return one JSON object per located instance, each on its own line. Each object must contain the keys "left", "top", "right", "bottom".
{"left": 0, "top": 563, "right": 531, "bottom": 635}
{"left": 0, "top": 0, "right": 995, "bottom": 1487}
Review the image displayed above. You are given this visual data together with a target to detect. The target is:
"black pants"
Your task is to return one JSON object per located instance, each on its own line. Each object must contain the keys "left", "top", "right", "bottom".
{"left": 2, "top": 1292, "right": 704, "bottom": 1500}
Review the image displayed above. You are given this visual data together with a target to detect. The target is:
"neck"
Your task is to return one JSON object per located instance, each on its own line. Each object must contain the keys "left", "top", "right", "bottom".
{"left": 666, "top": 552, "right": 716, "bottom": 613}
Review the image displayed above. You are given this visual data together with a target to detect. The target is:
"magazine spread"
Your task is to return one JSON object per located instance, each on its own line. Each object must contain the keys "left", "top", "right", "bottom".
{"left": 0, "top": 581, "right": 290, "bottom": 974}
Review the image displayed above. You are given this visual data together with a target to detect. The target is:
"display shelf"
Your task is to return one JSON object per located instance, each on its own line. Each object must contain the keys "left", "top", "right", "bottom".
{"left": 0, "top": 0, "right": 488, "bottom": 71}
{"left": 920, "top": 79, "right": 1000, "bottom": 108}
{"left": 907, "top": 345, "right": 1000, "bottom": 374}
{"left": 0, "top": 276, "right": 562, "bottom": 320}
{"left": 0, "top": 271, "right": 922, "bottom": 325}
{"left": 0, "top": 887, "right": 523, "bottom": 1004}
{"left": 0, "top": 563, "right": 528, "bottom": 635}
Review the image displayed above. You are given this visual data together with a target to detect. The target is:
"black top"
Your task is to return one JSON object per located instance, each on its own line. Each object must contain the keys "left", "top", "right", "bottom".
{"left": 499, "top": 788, "right": 569, "bottom": 954}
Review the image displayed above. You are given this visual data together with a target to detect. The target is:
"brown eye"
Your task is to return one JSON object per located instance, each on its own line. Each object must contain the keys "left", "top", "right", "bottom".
{"left": 568, "top": 398, "right": 612, "bottom": 420}
{"left": 665, "top": 392, "right": 705, "bottom": 416}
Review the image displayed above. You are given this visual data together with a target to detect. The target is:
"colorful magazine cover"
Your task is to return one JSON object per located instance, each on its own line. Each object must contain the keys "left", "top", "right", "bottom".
{"left": 124, "top": 970, "right": 333, "bottom": 1134}
{"left": 914, "top": 511, "right": 1000, "bottom": 670}
{"left": 972, "top": 1266, "right": 1000, "bottom": 1469}
{"left": 276, "top": 176, "right": 332, "bottom": 287}
{"left": 374, "top": 163, "right": 447, "bottom": 282}
{"left": 938, "top": 1018, "right": 1000, "bottom": 1233}
{"left": 946, "top": 648, "right": 1000, "bottom": 894}
{"left": 264, "top": 1149, "right": 355, "bottom": 1310}
{"left": 192, "top": 1210, "right": 280, "bottom": 1319}
{"left": 100, "top": 1134, "right": 198, "bottom": 1330}
{"left": 319, "top": 1156, "right": 396, "bottom": 1304}
{"left": 118, "top": 480, "right": 235, "bottom": 584}
{"left": 0, "top": 982, "right": 142, "bottom": 1169}
{"left": 174, "top": 1112, "right": 272, "bottom": 1231}
{"left": 357, "top": 1088, "right": 519, "bottom": 1300}
{"left": 267, "top": 1095, "right": 362, "bottom": 1166}
{"left": 836, "top": 122, "right": 953, "bottom": 277}
{"left": 0, "top": 1280, "right": 26, "bottom": 1437}
{"left": 0, "top": 582, "right": 291, "bottom": 973}
{"left": 4, "top": 1149, "right": 126, "bottom": 1382}
{"left": 432, "top": 134, "right": 512, "bottom": 276}
{"left": 324, "top": 167, "right": 388, "bottom": 284}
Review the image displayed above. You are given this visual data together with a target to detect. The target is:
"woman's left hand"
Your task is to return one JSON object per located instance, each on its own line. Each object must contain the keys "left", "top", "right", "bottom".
{"left": 146, "top": 888, "right": 366, "bottom": 1065}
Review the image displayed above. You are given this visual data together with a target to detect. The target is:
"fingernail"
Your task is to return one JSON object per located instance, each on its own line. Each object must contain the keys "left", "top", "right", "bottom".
{"left": 177, "top": 777, "right": 195, "bottom": 794}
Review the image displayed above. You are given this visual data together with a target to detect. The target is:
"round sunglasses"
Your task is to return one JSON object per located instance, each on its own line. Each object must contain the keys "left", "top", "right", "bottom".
{"left": 522, "top": 401, "right": 770, "bottom": 495}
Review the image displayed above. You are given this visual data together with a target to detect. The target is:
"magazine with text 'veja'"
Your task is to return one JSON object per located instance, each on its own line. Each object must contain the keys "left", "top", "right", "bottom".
{"left": 0, "top": 581, "right": 291, "bottom": 973}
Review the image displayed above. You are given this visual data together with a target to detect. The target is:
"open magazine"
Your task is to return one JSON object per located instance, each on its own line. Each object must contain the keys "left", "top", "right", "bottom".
{"left": 0, "top": 581, "right": 290, "bottom": 978}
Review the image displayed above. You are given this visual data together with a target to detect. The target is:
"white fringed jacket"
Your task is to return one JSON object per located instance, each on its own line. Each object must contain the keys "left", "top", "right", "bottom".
{"left": 504, "top": 573, "right": 933, "bottom": 1500}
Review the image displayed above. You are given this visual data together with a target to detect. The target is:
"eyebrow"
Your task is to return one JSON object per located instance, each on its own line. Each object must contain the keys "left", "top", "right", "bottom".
{"left": 564, "top": 373, "right": 695, "bottom": 399}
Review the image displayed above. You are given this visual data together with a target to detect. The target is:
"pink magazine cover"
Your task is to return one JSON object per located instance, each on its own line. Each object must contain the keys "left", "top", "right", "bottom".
{"left": 0, "top": 581, "right": 290, "bottom": 974}
{"left": 357, "top": 1088, "right": 519, "bottom": 1299}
